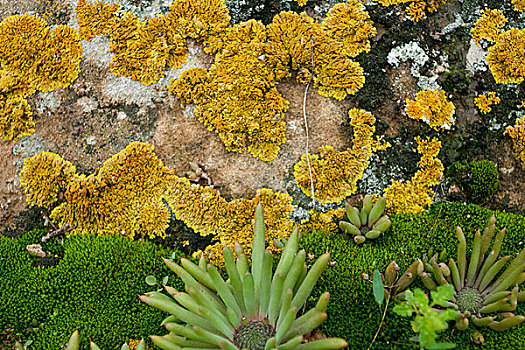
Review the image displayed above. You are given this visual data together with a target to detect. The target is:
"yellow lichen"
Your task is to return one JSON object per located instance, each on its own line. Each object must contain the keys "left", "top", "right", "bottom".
{"left": 299, "top": 208, "right": 345, "bottom": 234}
{"left": 21, "top": 141, "right": 295, "bottom": 262}
{"left": 109, "top": 13, "right": 187, "bottom": 85}
{"left": 512, "top": 0, "right": 525, "bottom": 12}
{"left": 19, "top": 151, "right": 77, "bottom": 209}
{"left": 167, "top": 0, "right": 230, "bottom": 45}
{"left": 28, "top": 142, "right": 175, "bottom": 239}
{"left": 321, "top": 0, "right": 377, "bottom": 57}
{"left": 375, "top": 0, "right": 447, "bottom": 22}
{"left": 33, "top": 25, "right": 83, "bottom": 92}
{"left": 470, "top": 9, "right": 507, "bottom": 45}
{"left": 295, "top": 0, "right": 308, "bottom": 5}
{"left": 267, "top": 11, "right": 365, "bottom": 100}
{"left": 474, "top": 92, "right": 500, "bottom": 114}
{"left": 169, "top": 20, "right": 289, "bottom": 161}
{"left": 0, "top": 95, "right": 34, "bottom": 141}
{"left": 384, "top": 136, "right": 443, "bottom": 214}
{"left": 293, "top": 108, "right": 387, "bottom": 204}
{"left": 405, "top": 89, "right": 455, "bottom": 131}
{"left": 504, "top": 116, "right": 525, "bottom": 169}
{"left": 76, "top": 0, "right": 120, "bottom": 41}
{"left": 0, "top": 13, "right": 81, "bottom": 140}
{"left": 487, "top": 28, "right": 525, "bottom": 84}
{"left": 0, "top": 70, "right": 36, "bottom": 99}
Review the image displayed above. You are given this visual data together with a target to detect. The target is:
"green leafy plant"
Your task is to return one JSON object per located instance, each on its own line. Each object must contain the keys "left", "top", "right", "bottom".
{"left": 141, "top": 203, "right": 348, "bottom": 349}
{"left": 339, "top": 195, "right": 391, "bottom": 244}
{"left": 446, "top": 160, "right": 499, "bottom": 204}
{"left": 393, "top": 284, "right": 457, "bottom": 349}
{"left": 366, "top": 261, "right": 419, "bottom": 350}
{"left": 415, "top": 215, "right": 525, "bottom": 331}
{"left": 64, "top": 330, "right": 145, "bottom": 350}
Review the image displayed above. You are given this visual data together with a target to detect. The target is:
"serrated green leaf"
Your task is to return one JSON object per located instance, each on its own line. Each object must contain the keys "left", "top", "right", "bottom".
{"left": 372, "top": 269, "right": 384, "bottom": 305}
{"left": 431, "top": 284, "right": 454, "bottom": 307}
{"left": 393, "top": 303, "right": 413, "bottom": 317}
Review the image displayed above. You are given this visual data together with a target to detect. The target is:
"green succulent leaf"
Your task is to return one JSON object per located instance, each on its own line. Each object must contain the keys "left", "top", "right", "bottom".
{"left": 372, "top": 269, "right": 384, "bottom": 305}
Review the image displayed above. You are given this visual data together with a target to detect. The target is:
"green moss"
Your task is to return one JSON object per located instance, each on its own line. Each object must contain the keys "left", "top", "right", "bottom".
{"left": 300, "top": 202, "right": 525, "bottom": 349}
{"left": 446, "top": 160, "right": 499, "bottom": 204}
{"left": 0, "top": 233, "right": 184, "bottom": 349}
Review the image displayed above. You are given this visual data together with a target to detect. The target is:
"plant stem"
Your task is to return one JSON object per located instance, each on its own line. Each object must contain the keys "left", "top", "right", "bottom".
{"left": 367, "top": 292, "right": 391, "bottom": 350}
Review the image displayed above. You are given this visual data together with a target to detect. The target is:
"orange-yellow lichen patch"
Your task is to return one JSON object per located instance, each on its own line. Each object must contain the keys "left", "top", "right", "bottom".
{"left": 405, "top": 89, "right": 455, "bottom": 131}
{"left": 376, "top": 0, "right": 446, "bottom": 21}
{"left": 0, "top": 15, "right": 81, "bottom": 92}
{"left": 293, "top": 108, "right": 387, "bottom": 204}
{"left": 512, "top": 0, "right": 525, "bottom": 11}
{"left": 321, "top": 1, "right": 377, "bottom": 57}
{"left": 21, "top": 141, "right": 295, "bottom": 261}
{"left": 170, "top": 20, "right": 289, "bottom": 161}
{"left": 25, "top": 142, "right": 175, "bottom": 239}
{"left": 0, "top": 14, "right": 82, "bottom": 140}
{"left": 0, "top": 95, "right": 34, "bottom": 141}
{"left": 384, "top": 136, "right": 443, "bottom": 214}
{"left": 33, "top": 25, "right": 83, "bottom": 92}
{"left": 474, "top": 91, "right": 500, "bottom": 114}
{"left": 299, "top": 208, "right": 345, "bottom": 234}
{"left": 19, "top": 151, "right": 77, "bottom": 209}
{"left": 0, "top": 70, "right": 35, "bottom": 99}
{"left": 505, "top": 116, "right": 525, "bottom": 169}
{"left": 267, "top": 11, "right": 365, "bottom": 100}
{"left": 0, "top": 14, "right": 50, "bottom": 76}
{"left": 76, "top": 0, "right": 120, "bottom": 41}
{"left": 167, "top": 0, "right": 230, "bottom": 46}
{"left": 110, "top": 13, "right": 187, "bottom": 85}
{"left": 487, "top": 28, "right": 525, "bottom": 84}
{"left": 470, "top": 9, "right": 507, "bottom": 45}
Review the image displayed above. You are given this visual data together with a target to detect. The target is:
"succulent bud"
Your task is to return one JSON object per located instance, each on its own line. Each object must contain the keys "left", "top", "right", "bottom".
{"left": 470, "top": 330, "right": 485, "bottom": 345}
{"left": 384, "top": 261, "right": 399, "bottom": 286}
{"left": 354, "top": 235, "right": 366, "bottom": 244}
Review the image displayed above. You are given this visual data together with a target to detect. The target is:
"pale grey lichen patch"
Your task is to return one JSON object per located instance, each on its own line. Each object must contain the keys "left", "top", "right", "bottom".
{"left": 34, "top": 91, "right": 59, "bottom": 113}
{"left": 76, "top": 96, "right": 99, "bottom": 113}
{"left": 442, "top": 13, "right": 464, "bottom": 35}
{"left": 387, "top": 41, "right": 442, "bottom": 90}
{"left": 12, "top": 134, "right": 48, "bottom": 171}
{"left": 81, "top": 35, "right": 113, "bottom": 67}
{"left": 466, "top": 39, "right": 487, "bottom": 74}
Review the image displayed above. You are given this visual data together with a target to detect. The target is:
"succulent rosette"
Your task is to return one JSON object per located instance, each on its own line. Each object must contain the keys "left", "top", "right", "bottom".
{"left": 141, "top": 204, "right": 348, "bottom": 350}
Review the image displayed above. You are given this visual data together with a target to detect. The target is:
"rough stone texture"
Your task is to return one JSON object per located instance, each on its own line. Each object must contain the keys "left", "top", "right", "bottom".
{"left": 2, "top": 0, "right": 525, "bottom": 231}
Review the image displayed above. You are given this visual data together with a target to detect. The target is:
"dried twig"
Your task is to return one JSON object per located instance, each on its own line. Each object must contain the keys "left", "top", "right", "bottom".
{"left": 303, "top": 34, "right": 316, "bottom": 204}
{"left": 41, "top": 224, "right": 74, "bottom": 242}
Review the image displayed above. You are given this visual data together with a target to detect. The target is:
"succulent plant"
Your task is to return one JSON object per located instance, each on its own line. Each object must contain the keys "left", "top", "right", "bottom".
{"left": 339, "top": 195, "right": 391, "bottom": 244}
{"left": 415, "top": 215, "right": 525, "bottom": 331}
{"left": 141, "top": 203, "right": 348, "bottom": 350}
{"left": 64, "top": 330, "right": 146, "bottom": 350}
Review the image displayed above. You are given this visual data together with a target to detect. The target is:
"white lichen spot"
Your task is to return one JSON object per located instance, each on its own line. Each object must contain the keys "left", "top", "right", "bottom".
{"left": 466, "top": 38, "right": 488, "bottom": 74}
{"left": 76, "top": 96, "right": 99, "bottom": 113}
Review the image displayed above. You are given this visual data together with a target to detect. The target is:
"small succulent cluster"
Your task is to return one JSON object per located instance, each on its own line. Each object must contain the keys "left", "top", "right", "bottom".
{"left": 386, "top": 216, "right": 525, "bottom": 332}
{"left": 339, "top": 195, "right": 391, "bottom": 244}
{"left": 141, "top": 204, "right": 348, "bottom": 349}
{"left": 415, "top": 216, "right": 525, "bottom": 331}
{"left": 65, "top": 330, "right": 146, "bottom": 350}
